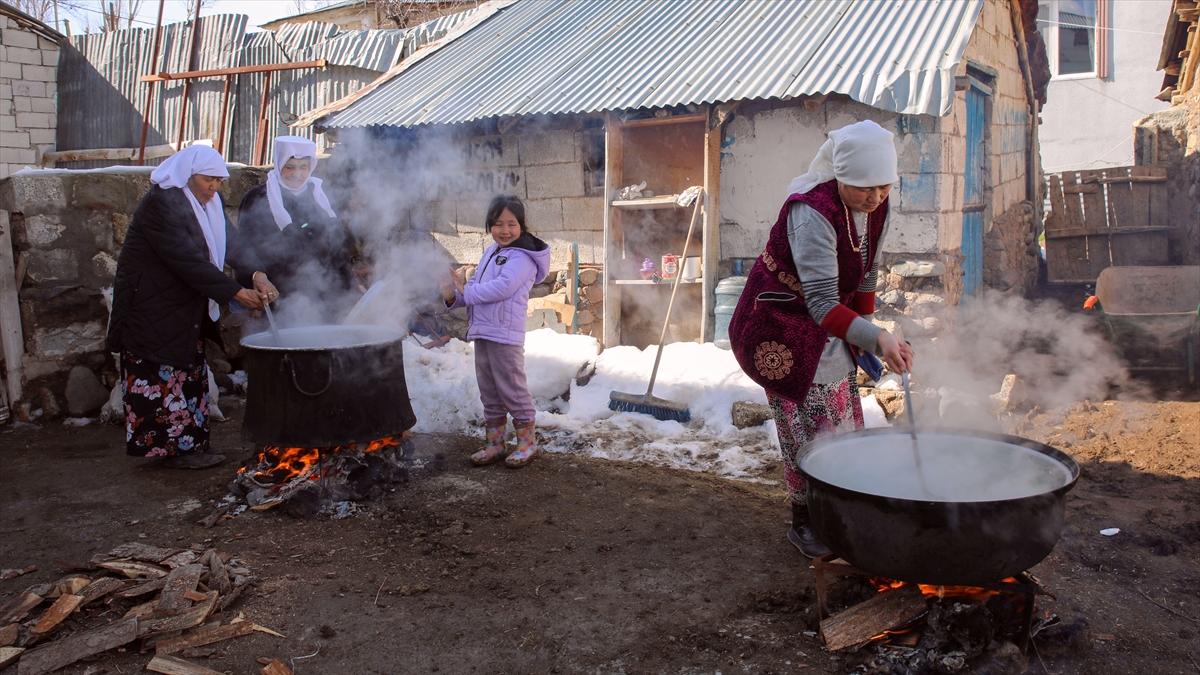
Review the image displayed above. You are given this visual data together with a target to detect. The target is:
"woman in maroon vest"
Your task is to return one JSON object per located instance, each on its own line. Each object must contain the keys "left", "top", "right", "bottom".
{"left": 729, "top": 121, "right": 914, "bottom": 557}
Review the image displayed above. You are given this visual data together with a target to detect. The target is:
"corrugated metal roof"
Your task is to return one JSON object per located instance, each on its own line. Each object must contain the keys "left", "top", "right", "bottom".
{"left": 322, "top": 0, "right": 983, "bottom": 129}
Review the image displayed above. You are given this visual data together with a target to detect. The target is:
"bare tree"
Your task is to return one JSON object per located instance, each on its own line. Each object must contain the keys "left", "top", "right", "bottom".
{"left": 11, "top": 0, "right": 86, "bottom": 28}
{"left": 100, "top": 0, "right": 146, "bottom": 32}
{"left": 183, "top": 0, "right": 215, "bottom": 23}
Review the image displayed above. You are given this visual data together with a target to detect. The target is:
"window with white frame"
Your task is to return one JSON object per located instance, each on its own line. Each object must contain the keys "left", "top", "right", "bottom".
{"left": 1037, "top": 0, "right": 1106, "bottom": 77}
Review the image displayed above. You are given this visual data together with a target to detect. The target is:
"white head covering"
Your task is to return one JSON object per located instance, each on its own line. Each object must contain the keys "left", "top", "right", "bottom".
{"left": 786, "top": 120, "right": 899, "bottom": 197}
{"left": 151, "top": 145, "right": 229, "bottom": 321}
{"left": 265, "top": 135, "right": 337, "bottom": 231}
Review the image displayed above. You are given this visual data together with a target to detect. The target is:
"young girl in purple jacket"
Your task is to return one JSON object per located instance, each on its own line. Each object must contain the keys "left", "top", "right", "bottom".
{"left": 443, "top": 195, "right": 551, "bottom": 468}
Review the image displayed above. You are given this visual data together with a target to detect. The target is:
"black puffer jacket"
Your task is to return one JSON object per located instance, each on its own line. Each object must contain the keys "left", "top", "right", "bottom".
{"left": 107, "top": 186, "right": 251, "bottom": 368}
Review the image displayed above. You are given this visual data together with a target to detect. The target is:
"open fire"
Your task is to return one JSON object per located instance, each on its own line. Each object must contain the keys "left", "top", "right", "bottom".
{"left": 813, "top": 556, "right": 1055, "bottom": 675}
{"left": 217, "top": 432, "right": 432, "bottom": 519}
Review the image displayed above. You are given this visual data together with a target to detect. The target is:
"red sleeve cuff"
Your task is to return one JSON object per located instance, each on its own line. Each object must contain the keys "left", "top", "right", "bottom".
{"left": 820, "top": 304, "right": 858, "bottom": 340}
{"left": 849, "top": 292, "right": 875, "bottom": 316}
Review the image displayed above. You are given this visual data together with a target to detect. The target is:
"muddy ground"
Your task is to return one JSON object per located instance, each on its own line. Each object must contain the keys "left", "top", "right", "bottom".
{"left": 1, "top": 397, "right": 1197, "bottom": 674}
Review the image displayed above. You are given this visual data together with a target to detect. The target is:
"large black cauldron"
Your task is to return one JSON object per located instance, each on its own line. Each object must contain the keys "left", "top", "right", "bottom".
{"left": 800, "top": 428, "right": 1078, "bottom": 585}
{"left": 240, "top": 325, "right": 416, "bottom": 447}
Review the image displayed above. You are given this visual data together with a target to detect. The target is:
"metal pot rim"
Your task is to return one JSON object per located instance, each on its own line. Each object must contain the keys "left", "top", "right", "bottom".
{"left": 799, "top": 426, "right": 1080, "bottom": 505}
{"left": 239, "top": 324, "right": 406, "bottom": 352}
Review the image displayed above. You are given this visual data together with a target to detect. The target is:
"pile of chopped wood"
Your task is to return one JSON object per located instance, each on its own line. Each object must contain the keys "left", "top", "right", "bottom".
{"left": 0, "top": 542, "right": 282, "bottom": 675}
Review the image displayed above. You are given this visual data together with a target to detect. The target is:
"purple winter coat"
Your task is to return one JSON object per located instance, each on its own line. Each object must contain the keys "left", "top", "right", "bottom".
{"left": 452, "top": 232, "right": 551, "bottom": 346}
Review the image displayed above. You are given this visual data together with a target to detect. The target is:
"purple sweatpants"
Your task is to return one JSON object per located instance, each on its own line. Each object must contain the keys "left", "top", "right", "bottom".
{"left": 474, "top": 339, "right": 535, "bottom": 423}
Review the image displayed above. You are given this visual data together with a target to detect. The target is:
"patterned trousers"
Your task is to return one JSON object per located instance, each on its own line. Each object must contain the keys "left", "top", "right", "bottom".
{"left": 768, "top": 376, "right": 864, "bottom": 505}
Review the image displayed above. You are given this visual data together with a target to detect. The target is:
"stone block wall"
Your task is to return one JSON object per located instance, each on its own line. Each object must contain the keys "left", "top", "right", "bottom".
{"left": 0, "top": 17, "right": 58, "bottom": 179}
{"left": 0, "top": 166, "right": 266, "bottom": 414}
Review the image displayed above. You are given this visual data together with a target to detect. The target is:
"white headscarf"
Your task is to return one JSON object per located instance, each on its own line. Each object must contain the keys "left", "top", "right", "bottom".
{"left": 151, "top": 145, "right": 229, "bottom": 321}
{"left": 265, "top": 135, "right": 337, "bottom": 231}
{"left": 786, "top": 120, "right": 899, "bottom": 197}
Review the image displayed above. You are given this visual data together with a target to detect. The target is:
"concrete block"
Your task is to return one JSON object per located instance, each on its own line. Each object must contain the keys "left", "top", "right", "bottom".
{"left": 37, "top": 36, "right": 56, "bottom": 50}
{"left": 15, "top": 111, "right": 51, "bottom": 128}
{"left": 4, "top": 171, "right": 67, "bottom": 214}
{"left": 431, "top": 231, "right": 490, "bottom": 264}
{"left": 12, "top": 95, "right": 29, "bottom": 112}
{"left": 21, "top": 65, "right": 55, "bottom": 82}
{"left": 26, "top": 248, "right": 78, "bottom": 283}
{"left": 7, "top": 46, "right": 41, "bottom": 65}
{"left": 561, "top": 196, "right": 603, "bottom": 231}
{"left": 30, "top": 97, "right": 53, "bottom": 114}
{"left": 0, "top": 83, "right": 10, "bottom": 99}
{"left": 44, "top": 81, "right": 54, "bottom": 98}
{"left": 0, "top": 115, "right": 13, "bottom": 132}
{"left": 525, "top": 198, "right": 563, "bottom": 231}
{"left": 465, "top": 134, "right": 518, "bottom": 167}
{"left": 2, "top": 28, "right": 38, "bottom": 50}
{"left": 19, "top": 213, "right": 64, "bottom": 246}
{"left": 0, "top": 61, "right": 22, "bottom": 79}
{"left": 42, "top": 48, "right": 59, "bottom": 67}
{"left": 0, "top": 130, "right": 29, "bottom": 147}
{"left": 899, "top": 172, "right": 937, "bottom": 212}
{"left": 525, "top": 162, "right": 585, "bottom": 199}
{"left": 519, "top": 128, "right": 575, "bottom": 166}
{"left": 1, "top": 145, "right": 36, "bottom": 165}
{"left": 883, "top": 212, "right": 939, "bottom": 254}
{"left": 11, "top": 79, "right": 43, "bottom": 98}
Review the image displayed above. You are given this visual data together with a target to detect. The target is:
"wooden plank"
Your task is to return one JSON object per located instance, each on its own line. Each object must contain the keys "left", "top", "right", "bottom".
{"left": 1110, "top": 230, "right": 1171, "bottom": 267}
{"left": 156, "top": 565, "right": 205, "bottom": 616}
{"left": 31, "top": 594, "right": 83, "bottom": 635}
{"left": 15, "top": 617, "right": 138, "bottom": 675}
{"left": 702, "top": 106, "right": 721, "bottom": 343}
{"left": 159, "top": 550, "right": 200, "bottom": 569}
{"left": 155, "top": 621, "right": 256, "bottom": 655}
{"left": 1060, "top": 172, "right": 1086, "bottom": 230}
{"left": 50, "top": 576, "right": 91, "bottom": 598}
{"left": 205, "top": 553, "right": 232, "bottom": 597}
{"left": 139, "top": 58, "right": 327, "bottom": 82}
{"left": 567, "top": 245, "right": 579, "bottom": 334}
{"left": 146, "top": 654, "right": 226, "bottom": 675}
{"left": 78, "top": 577, "right": 128, "bottom": 606}
{"left": 602, "top": 111, "right": 624, "bottom": 348}
{"left": 107, "top": 543, "right": 184, "bottom": 564}
{"left": 261, "top": 659, "right": 292, "bottom": 675}
{"left": 0, "top": 210, "right": 24, "bottom": 406}
{"left": 183, "top": 590, "right": 208, "bottom": 603}
{"left": 138, "top": 591, "right": 218, "bottom": 638}
{"left": 0, "top": 592, "right": 43, "bottom": 624}
{"left": 0, "top": 647, "right": 23, "bottom": 669}
{"left": 98, "top": 560, "right": 169, "bottom": 579}
{"left": 117, "top": 577, "right": 168, "bottom": 598}
{"left": 1044, "top": 225, "right": 1172, "bottom": 239}
{"left": 820, "top": 585, "right": 927, "bottom": 652}
{"left": 0, "top": 623, "right": 17, "bottom": 647}
{"left": 40, "top": 143, "right": 174, "bottom": 166}
{"left": 124, "top": 599, "right": 159, "bottom": 620}
{"left": 1147, "top": 180, "right": 1170, "bottom": 229}
{"left": 0, "top": 566, "right": 37, "bottom": 582}
{"left": 1079, "top": 170, "right": 1113, "bottom": 281}
{"left": 618, "top": 112, "right": 707, "bottom": 128}
{"left": 1045, "top": 173, "right": 1092, "bottom": 283}
{"left": 1044, "top": 174, "right": 1069, "bottom": 233}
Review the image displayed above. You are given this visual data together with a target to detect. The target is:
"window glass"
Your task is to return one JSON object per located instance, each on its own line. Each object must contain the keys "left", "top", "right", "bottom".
{"left": 1057, "top": 0, "right": 1096, "bottom": 75}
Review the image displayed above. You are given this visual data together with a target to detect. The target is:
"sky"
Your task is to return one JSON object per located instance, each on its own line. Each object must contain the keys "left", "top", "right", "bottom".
{"left": 57, "top": 0, "right": 337, "bottom": 34}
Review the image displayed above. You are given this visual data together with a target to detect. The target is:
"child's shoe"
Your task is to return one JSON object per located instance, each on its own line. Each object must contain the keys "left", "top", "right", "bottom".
{"left": 471, "top": 417, "right": 509, "bottom": 466}
{"left": 505, "top": 420, "right": 538, "bottom": 468}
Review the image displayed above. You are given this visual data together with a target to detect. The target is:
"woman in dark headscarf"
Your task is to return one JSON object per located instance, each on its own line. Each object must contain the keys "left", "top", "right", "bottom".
{"left": 233, "top": 135, "right": 359, "bottom": 304}
{"left": 107, "top": 146, "right": 278, "bottom": 469}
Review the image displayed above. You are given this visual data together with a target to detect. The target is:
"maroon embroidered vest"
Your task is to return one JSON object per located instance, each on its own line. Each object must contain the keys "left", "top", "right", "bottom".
{"left": 728, "top": 180, "right": 887, "bottom": 402}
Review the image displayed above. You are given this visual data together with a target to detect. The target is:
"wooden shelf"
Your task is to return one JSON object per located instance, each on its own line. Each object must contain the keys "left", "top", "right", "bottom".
{"left": 611, "top": 195, "right": 684, "bottom": 210}
{"left": 613, "top": 279, "right": 702, "bottom": 285}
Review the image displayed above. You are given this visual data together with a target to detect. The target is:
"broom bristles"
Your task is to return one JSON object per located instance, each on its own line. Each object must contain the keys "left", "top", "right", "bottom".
{"left": 608, "top": 391, "right": 692, "bottom": 423}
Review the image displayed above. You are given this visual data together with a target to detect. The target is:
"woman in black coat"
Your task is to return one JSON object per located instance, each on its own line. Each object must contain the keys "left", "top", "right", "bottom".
{"left": 232, "top": 135, "right": 358, "bottom": 307}
{"left": 107, "top": 146, "right": 278, "bottom": 469}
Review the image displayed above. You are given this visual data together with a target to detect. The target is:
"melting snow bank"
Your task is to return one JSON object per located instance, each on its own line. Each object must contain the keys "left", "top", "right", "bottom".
{"left": 401, "top": 328, "right": 886, "bottom": 480}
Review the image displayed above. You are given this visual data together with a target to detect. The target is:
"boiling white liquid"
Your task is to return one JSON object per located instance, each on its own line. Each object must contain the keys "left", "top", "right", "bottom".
{"left": 800, "top": 432, "right": 1074, "bottom": 502}
{"left": 241, "top": 325, "right": 403, "bottom": 350}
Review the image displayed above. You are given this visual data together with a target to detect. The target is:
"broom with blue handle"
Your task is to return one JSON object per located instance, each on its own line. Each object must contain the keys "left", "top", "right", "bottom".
{"left": 607, "top": 187, "right": 703, "bottom": 423}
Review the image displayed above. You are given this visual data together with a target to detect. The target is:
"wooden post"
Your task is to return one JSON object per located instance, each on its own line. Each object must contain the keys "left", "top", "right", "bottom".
{"left": 175, "top": 0, "right": 204, "bottom": 151}
{"left": 216, "top": 74, "right": 232, "bottom": 154}
{"left": 137, "top": 0, "right": 167, "bottom": 165}
{"left": 254, "top": 70, "right": 273, "bottom": 165}
{"left": 601, "top": 113, "right": 623, "bottom": 348}
{"left": 567, "top": 243, "right": 579, "bottom": 334}
{"left": 0, "top": 211, "right": 24, "bottom": 406}
{"left": 701, "top": 106, "right": 723, "bottom": 343}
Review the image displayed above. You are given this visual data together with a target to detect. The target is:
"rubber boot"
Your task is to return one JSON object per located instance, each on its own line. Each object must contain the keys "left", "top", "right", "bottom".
{"left": 787, "top": 502, "right": 831, "bottom": 559}
{"left": 505, "top": 420, "right": 538, "bottom": 468}
{"left": 470, "top": 417, "right": 509, "bottom": 466}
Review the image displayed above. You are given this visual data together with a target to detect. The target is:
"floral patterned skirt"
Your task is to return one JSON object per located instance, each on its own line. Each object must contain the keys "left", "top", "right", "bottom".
{"left": 768, "top": 375, "right": 864, "bottom": 505}
{"left": 121, "top": 348, "right": 210, "bottom": 458}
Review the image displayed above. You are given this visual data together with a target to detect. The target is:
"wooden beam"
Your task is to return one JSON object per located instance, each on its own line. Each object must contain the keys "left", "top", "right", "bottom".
{"left": 601, "top": 112, "right": 624, "bottom": 348}
{"left": 41, "top": 143, "right": 176, "bottom": 166}
{"left": 139, "top": 59, "right": 327, "bottom": 83}
{"left": 15, "top": 618, "right": 138, "bottom": 675}
{"left": 820, "top": 585, "right": 927, "bottom": 652}
{"left": 0, "top": 210, "right": 22, "bottom": 406}
{"left": 154, "top": 621, "right": 255, "bottom": 655}
{"left": 618, "top": 112, "right": 706, "bottom": 129}
{"left": 701, "top": 104, "right": 723, "bottom": 342}
{"left": 146, "top": 655, "right": 226, "bottom": 675}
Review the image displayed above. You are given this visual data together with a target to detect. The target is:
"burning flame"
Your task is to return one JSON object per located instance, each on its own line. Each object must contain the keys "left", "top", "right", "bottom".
{"left": 239, "top": 436, "right": 403, "bottom": 484}
{"left": 870, "top": 576, "right": 1022, "bottom": 602}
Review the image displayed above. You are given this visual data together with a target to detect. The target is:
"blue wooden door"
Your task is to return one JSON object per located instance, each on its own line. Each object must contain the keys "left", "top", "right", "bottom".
{"left": 962, "top": 82, "right": 989, "bottom": 296}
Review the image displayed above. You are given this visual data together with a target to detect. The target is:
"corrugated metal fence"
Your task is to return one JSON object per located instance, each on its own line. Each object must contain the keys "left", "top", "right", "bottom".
{"left": 54, "top": 8, "right": 481, "bottom": 167}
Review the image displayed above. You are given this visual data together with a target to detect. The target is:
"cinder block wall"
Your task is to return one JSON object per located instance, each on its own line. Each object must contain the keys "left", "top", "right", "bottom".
{"left": 0, "top": 17, "right": 58, "bottom": 178}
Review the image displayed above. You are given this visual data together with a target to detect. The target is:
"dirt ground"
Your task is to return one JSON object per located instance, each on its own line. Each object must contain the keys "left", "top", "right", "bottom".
{"left": 1, "top": 396, "right": 1197, "bottom": 674}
